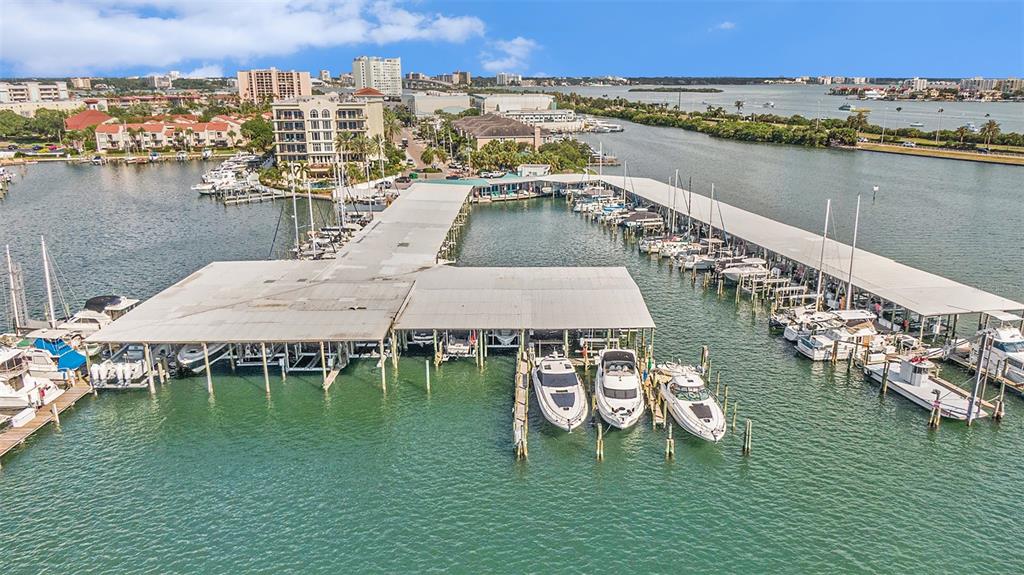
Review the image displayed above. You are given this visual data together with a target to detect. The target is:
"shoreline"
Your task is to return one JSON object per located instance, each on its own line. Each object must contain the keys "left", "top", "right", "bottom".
{"left": 855, "top": 141, "right": 1024, "bottom": 165}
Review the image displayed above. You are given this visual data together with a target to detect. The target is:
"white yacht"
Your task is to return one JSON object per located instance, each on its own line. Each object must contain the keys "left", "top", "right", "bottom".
{"left": 656, "top": 363, "right": 726, "bottom": 441}
{"left": 797, "top": 321, "right": 878, "bottom": 362}
{"left": 0, "top": 347, "right": 64, "bottom": 409}
{"left": 972, "top": 313, "right": 1024, "bottom": 384}
{"left": 864, "top": 357, "right": 987, "bottom": 421}
{"left": 782, "top": 310, "right": 842, "bottom": 342}
{"left": 595, "top": 349, "right": 645, "bottom": 429}
{"left": 531, "top": 354, "right": 588, "bottom": 431}
{"left": 721, "top": 257, "right": 769, "bottom": 283}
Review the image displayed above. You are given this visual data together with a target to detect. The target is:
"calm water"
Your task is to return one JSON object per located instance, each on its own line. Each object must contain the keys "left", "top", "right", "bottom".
{"left": 544, "top": 84, "right": 1024, "bottom": 132}
{"left": 2, "top": 152, "right": 1023, "bottom": 573}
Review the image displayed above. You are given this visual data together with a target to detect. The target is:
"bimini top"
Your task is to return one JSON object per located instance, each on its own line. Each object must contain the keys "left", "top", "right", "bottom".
{"left": 541, "top": 174, "right": 1024, "bottom": 317}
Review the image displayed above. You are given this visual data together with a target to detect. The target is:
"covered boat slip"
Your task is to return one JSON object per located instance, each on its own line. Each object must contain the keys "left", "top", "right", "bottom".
{"left": 541, "top": 174, "right": 1024, "bottom": 320}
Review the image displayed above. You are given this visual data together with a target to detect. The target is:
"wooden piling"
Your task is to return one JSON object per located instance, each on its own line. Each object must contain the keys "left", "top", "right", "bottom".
{"left": 260, "top": 342, "right": 270, "bottom": 395}
{"left": 742, "top": 419, "right": 752, "bottom": 455}
{"left": 51, "top": 401, "right": 60, "bottom": 427}
{"left": 666, "top": 423, "right": 675, "bottom": 460}
{"left": 425, "top": 359, "right": 431, "bottom": 393}
{"left": 144, "top": 344, "right": 155, "bottom": 395}
{"left": 723, "top": 385, "right": 729, "bottom": 416}
{"left": 379, "top": 340, "right": 387, "bottom": 393}
{"left": 880, "top": 361, "right": 890, "bottom": 396}
{"left": 202, "top": 342, "right": 213, "bottom": 395}
{"left": 596, "top": 422, "right": 605, "bottom": 461}
{"left": 731, "top": 401, "right": 738, "bottom": 432}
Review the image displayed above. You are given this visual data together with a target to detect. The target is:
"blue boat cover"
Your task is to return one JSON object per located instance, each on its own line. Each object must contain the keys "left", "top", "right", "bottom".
{"left": 33, "top": 338, "right": 87, "bottom": 371}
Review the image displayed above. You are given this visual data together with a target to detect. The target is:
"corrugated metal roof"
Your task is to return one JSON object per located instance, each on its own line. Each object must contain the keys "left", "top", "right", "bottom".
{"left": 541, "top": 174, "right": 1023, "bottom": 317}
{"left": 395, "top": 267, "right": 655, "bottom": 330}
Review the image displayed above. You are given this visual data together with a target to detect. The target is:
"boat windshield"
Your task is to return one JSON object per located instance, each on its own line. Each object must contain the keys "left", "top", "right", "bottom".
{"left": 605, "top": 361, "right": 634, "bottom": 376}
{"left": 603, "top": 384, "right": 638, "bottom": 400}
{"left": 671, "top": 382, "right": 710, "bottom": 402}
{"left": 995, "top": 340, "right": 1024, "bottom": 353}
{"left": 540, "top": 371, "right": 578, "bottom": 388}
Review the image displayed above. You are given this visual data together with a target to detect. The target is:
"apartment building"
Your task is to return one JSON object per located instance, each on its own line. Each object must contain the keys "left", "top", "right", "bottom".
{"left": 0, "top": 81, "right": 69, "bottom": 103}
{"left": 271, "top": 94, "right": 384, "bottom": 167}
{"left": 495, "top": 73, "right": 522, "bottom": 86}
{"left": 70, "top": 77, "right": 92, "bottom": 90}
{"left": 94, "top": 119, "right": 242, "bottom": 152}
{"left": 237, "top": 68, "right": 312, "bottom": 103}
{"left": 352, "top": 56, "right": 402, "bottom": 97}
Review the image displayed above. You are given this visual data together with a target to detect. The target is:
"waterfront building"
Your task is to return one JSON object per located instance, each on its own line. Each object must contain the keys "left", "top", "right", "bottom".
{"left": 904, "top": 77, "right": 929, "bottom": 91}
{"left": 64, "top": 109, "right": 113, "bottom": 131}
{"left": 1002, "top": 78, "right": 1024, "bottom": 92}
{"left": 850, "top": 77, "right": 867, "bottom": 84}
{"left": 452, "top": 114, "right": 546, "bottom": 150}
{"left": 70, "top": 77, "right": 92, "bottom": 90}
{"left": 402, "top": 92, "right": 473, "bottom": 117}
{"left": 495, "top": 73, "right": 522, "bottom": 86}
{"left": 94, "top": 120, "right": 241, "bottom": 152}
{"left": 236, "top": 68, "right": 312, "bottom": 103}
{"left": 319, "top": 69, "right": 332, "bottom": 82}
{"left": 271, "top": 94, "right": 384, "bottom": 168}
{"left": 352, "top": 56, "right": 402, "bottom": 97}
{"left": 960, "top": 77, "right": 999, "bottom": 91}
{"left": 0, "top": 81, "right": 69, "bottom": 103}
{"left": 501, "top": 109, "right": 582, "bottom": 132}
{"left": 816, "top": 76, "right": 833, "bottom": 85}
{"left": 471, "top": 93, "right": 554, "bottom": 114}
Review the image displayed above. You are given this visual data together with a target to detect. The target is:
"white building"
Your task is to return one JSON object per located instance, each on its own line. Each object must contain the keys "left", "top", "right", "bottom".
{"left": 148, "top": 75, "right": 173, "bottom": 89}
{"left": 319, "top": 69, "right": 332, "bottom": 82}
{"left": 495, "top": 73, "right": 522, "bottom": 86}
{"left": 352, "top": 56, "right": 402, "bottom": 97}
{"left": 0, "top": 81, "right": 69, "bottom": 103}
{"left": 501, "top": 109, "right": 582, "bottom": 132}
{"left": 960, "top": 77, "right": 999, "bottom": 91}
{"left": 402, "top": 92, "right": 473, "bottom": 117}
{"left": 904, "top": 77, "right": 929, "bottom": 91}
{"left": 271, "top": 94, "right": 385, "bottom": 168}
{"left": 850, "top": 77, "right": 867, "bottom": 85}
{"left": 471, "top": 93, "right": 553, "bottom": 114}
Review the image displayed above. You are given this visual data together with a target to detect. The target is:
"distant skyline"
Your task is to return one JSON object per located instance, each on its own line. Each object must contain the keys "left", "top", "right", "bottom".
{"left": 1, "top": 1, "right": 1022, "bottom": 79}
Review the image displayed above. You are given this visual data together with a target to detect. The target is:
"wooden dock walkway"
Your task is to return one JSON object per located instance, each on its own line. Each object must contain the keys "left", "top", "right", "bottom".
{"left": 513, "top": 350, "right": 531, "bottom": 460}
{"left": 0, "top": 382, "right": 93, "bottom": 461}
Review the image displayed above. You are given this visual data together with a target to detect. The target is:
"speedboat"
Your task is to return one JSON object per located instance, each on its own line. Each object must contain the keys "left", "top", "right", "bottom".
{"left": 656, "top": 362, "right": 726, "bottom": 441}
{"left": 972, "top": 315, "right": 1024, "bottom": 384}
{"left": 531, "top": 354, "right": 588, "bottom": 431}
{"left": 0, "top": 346, "right": 65, "bottom": 408}
{"left": 444, "top": 331, "right": 474, "bottom": 358}
{"left": 595, "top": 349, "right": 644, "bottom": 429}
{"left": 782, "top": 310, "right": 842, "bottom": 342}
{"left": 408, "top": 330, "right": 434, "bottom": 347}
{"left": 176, "top": 342, "right": 229, "bottom": 374}
{"left": 864, "top": 357, "right": 987, "bottom": 421}
{"left": 797, "top": 321, "right": 878, "bottom": 362}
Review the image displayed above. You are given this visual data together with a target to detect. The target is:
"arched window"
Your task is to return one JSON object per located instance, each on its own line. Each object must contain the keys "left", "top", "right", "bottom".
{"left": 309, "top": 109, "right": 319, "bottom": 118}
{"left": 322, "top": 109, "right": 330, "bottom": 118}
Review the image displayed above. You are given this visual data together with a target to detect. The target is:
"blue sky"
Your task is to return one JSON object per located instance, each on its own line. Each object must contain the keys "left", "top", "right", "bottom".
{"left": 2, "top": 1, "right": 1022, "bottom": 78}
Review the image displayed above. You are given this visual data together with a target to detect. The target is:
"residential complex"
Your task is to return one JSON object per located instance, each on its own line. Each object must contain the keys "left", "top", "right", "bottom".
{"left": 70, "top": 77, "right": 92, "bottom": 90}
{"left": 236, "top": 68, "right": 312, "bottom": 103}
{"left": 495, "top": 73, "right": 522, "bottom": 86}
{"left": 352, "top": 56, "right": 402, "bottom": 97}
{"left": 436, "top": 71, "right": 472, "bottom": 85}
{"left": 271, "top": 94, "right": 385, "bottom": 168}
{"left": 452, "top": 114, "right": 546, "bottom": 150}
{"left": 0, "top": 81, "right": 69, "bottom": 103}
{"left": 94, "top": 116, "right": 247, "bottom": 152}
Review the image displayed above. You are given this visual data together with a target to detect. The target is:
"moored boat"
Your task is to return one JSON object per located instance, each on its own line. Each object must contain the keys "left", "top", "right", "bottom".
{"left": 531, "top": 353, "right": 588, "bottom": 431}
{"left": 595, "top": 349, "right": 644, "bottom": 429}
{"left": 655, "top": 362, "right": 726, "bottom": 441}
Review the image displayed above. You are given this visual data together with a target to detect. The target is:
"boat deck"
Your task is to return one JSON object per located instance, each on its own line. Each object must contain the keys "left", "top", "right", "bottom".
{"left": 0, "top": 382, "right": 93, "bottom": 461}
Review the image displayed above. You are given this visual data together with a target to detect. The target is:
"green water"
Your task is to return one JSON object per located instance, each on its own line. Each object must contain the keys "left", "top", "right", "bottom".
{"left": 3, "top": 197, "right": 1023, "bottom": 573}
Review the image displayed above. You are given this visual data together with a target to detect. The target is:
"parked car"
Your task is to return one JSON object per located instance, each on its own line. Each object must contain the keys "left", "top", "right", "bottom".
{"left": 901, "top": 141, "right": 916, "bottom": 148}
{"left": 445, "top": 175, "right": 461, "bottom": 180}
{"left": 395, "top": 176, "right": 411, "bottom": 184}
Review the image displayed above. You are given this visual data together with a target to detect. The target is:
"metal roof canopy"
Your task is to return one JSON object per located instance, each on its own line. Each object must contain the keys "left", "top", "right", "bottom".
{"left": 395, "top": 266, "right": 655, "bottom": 330}
{"left": 542, "top": 174, "right": 1024, "bottom": 317}
{"left": 89, "top": 183, "right": 474, "bottom": 344}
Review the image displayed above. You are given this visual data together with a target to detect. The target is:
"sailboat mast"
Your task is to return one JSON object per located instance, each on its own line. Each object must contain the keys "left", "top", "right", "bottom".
{"left": 5, "top": 244, "right": 20, "bottom": 330}
{"left": 708, "top": 183, "right": 715, "bottom": 240}
{"left": 598, "top": 141, "right": 603, "bottom": 180}
{"left": 845, "top": 195, "right": 861, "bottom": 310}
{"left": 290, "top": 166, "right": 300, "bottom": 258}
{"left": 41, "top": 236, "right": 56, "bottom": 327}
{"left": 306, "top": 172, "right": 316, "bottom": 259}
{"left": 816, "top": 199, "right": 832, "bottom": 307}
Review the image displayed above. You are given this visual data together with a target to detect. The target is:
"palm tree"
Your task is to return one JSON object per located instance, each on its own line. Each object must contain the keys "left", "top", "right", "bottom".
{"left": 980, "top": 119, "right": 1000, "bottom": 148}
{"left": 382, "top": 109, "right": 401, "bottom": 144}
{"left": 734, "top": 100, "right": 744, "bottom": 115}
{"left": 370, "top": 134, "right": 387, "bottom": 177}
{"left": 935, "top": 108, "right": 944, "bottom": 142}
{"left": 954, "top": 126, "right": 969, "bottom": 145}
{"left": 349, "top": 134, "right": 373, "bottom": 182}
{"left": 334, "top": 131, "right": 357, "bottom": 185}
{"left": 420, "top": 146, "right": 436, "bottom": 166}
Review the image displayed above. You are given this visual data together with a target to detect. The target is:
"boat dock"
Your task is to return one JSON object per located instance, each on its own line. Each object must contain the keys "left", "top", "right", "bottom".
{"left": 0, "top": 382, "right": 92, "bottom": 462}
{"left": 513, "top": 350, "right": 531, "bottom": 460}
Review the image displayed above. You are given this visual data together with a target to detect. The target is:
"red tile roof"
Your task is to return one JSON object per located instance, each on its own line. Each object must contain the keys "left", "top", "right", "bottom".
{"left": 353, "top": 87, "right": 385, "bottom": 97}
{"left": 95, "top": 123, "right": 122, "bottom": 134}
{"left": 64, "top": 109, "right": 113, "bottom": 131}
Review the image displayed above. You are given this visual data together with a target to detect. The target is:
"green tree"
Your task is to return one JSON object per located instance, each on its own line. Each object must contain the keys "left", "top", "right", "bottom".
{"left": 845, "top": 111, "right": 869, "bottom": 132}
{"left": 382, "top": 108, "right": 401, "bottom": 143}
{"left": 980, "top": 120, "right": 1000, "bottom": 148}
{"left": 734, "top": 100, "right": 744, "bottom": 115}
{"left": 954, "top": 126, "right": 969, "bottom": 145}
{"left": 31, "top": 108, "right": 68, "bottom": 140}
{"left": 240, "top": 117, "right": 273, "bottom": 152}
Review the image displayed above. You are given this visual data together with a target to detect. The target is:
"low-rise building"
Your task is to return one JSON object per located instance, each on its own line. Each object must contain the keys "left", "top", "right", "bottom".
{"left": 271, "top": 94, "right": 385, "bottom": 167}
{"left": 148, "top": 75, "right": 173, "bottom": 89}
{"left": 402, "top": 92, "right": 473, "bottom": 117}
{"left": 64, "top": 109, "right": 114, "bottom": 131}
{"left": 70, "top": 77, "right": 92, "bottom": 90}
{"left": 501, "top": 109, "right": 582, "bottom": 132}
{"left": 471, "top": 93, "right": 554, "bottom": 114}
{"left": 452, "top": 114, "right": 546, "bottom": 150}
{"left": 94, "top": 120, "right": 242, "bottom": 152}
{"left": 0, "top": 81, "right": 69, "bottom": 103}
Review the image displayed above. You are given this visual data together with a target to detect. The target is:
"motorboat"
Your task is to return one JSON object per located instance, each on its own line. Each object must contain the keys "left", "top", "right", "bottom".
{"left": 796, "top": 320, "right": 878, "bottom": 362}
{"left": 864, "top": 357, "right": 987, "bottom": 421}
{"left": 971, "top": 312, "right": 1024, "bottom": 384}
{"left": 655, "top": 362, "right": 726, "bottom": 441}
{"left": 444, "top": 331, "right": 475, "bottom": 359}
{"left": 408, "top": 330, "right": 434, "bottom": 347}
{"left": 638, "top": 236, "right": 666, "bottom": 254}
{"left": 176, "top": 342, "right": 229, "bottom": 374}
{"left": 493, "top": 330, "right": 518, "bottom": 346}
{"left": 0, "top": 346, "right": 64, "bottom": 408}
{"left": 782, "top": 310, "right": 843, "bottom": 342}
{"left": 595, "top": 349, "right": 644, "bottom": 429}
{"left": 721, "top": 257, "right": 769, "bottom": 283}
{"left": 531, "top": 353, "right": 588, "bottom": 431}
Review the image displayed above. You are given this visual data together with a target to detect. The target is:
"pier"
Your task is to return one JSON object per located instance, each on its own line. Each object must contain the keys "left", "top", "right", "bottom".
{"left": 0, "top": 382, "right": 92, "bottom": 462}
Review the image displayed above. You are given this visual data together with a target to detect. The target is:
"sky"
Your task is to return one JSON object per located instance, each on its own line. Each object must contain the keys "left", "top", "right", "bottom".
{"left": 1, "top": 1, "right": 1022, "bottom": 78}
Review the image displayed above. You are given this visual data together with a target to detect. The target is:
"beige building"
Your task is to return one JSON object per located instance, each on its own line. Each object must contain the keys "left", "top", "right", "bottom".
{"left": 452, "top": 114, "right": 546, "bottom": 150}
{"left": 271, "top": 94, "right": 385, "bottom": 168}
{"left": 352, "top": 56, "right": 402, "bottom": 97}
{"left": 237, "top": 68, "right": 312, "bottom": 103}
{"left": 70, "top": 77, "right": 92, "bottom": 90}
{"left": 0, "top": 81, "right": 69, "bottom": 103}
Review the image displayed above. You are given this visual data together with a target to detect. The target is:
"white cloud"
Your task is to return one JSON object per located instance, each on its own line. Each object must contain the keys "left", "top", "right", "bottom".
{"left": 480, "top": 36, "right": 538, "bottom": 73}
{"left": 0, "top": 0, "right": 486, "bottom": 75}
{"left": 183, "top": 65, "right": 225, "bottom": 78}
{"left": 710, "top": 21, "right": 736, "bottom": 32}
